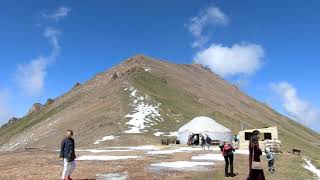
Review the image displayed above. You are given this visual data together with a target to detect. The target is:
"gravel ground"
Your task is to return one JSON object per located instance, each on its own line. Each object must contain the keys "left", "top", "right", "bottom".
{"left": 0, "top": 146, "right": 314, "bottom": 180}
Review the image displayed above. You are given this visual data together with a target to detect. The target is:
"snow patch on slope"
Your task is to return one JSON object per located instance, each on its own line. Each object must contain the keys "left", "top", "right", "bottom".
{"left": 154, "top": 131, "right": 178, "bottom": 137}
{"left": 154, "top": 132, "right": 165, "bottom": 136}
{"left": 109, "top": 145, "right": 160, "bottom": 151}
{"left": 96, "top": 172, "right": 128, "bottom": 180}
{"left": 94, "top": 135, "right": 118, "bottom": 145}
{"left": 151, "top": 161, "right": 214, "bottom": 168}
{"left": 192, "top": 154, "right": 224, "bottom": 161}
{"left": 123, "top": 85, "right": 163, "bottom": 133}
{"left": 73, "top": 145, "right": 159, "bottom": 153}
{"left": 303, "top": 159, "right": 320, "bottom": 179}
{"left": 234, "top": 149, "right": 249, "bottom": 155}
{"left": 76, "top": 149, "right": 131, "bottom": 153}
{"left": 147, "top": 147, "right": 203, "bottom": 155}
{"left": 77, "top": 155, "right": 141, "bottom": 161}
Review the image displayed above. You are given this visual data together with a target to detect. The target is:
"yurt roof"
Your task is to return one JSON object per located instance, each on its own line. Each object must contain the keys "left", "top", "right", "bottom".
{"left": 178, "top": 116, "right": 231, "bottom": 133}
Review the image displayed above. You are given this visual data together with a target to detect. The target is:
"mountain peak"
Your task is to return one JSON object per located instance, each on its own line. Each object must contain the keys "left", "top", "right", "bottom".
{"left": 107, "top": 55, "right": 155, "bottom": 80}
{"left": 122, "top": 54, "right": 154, "bottom": 66}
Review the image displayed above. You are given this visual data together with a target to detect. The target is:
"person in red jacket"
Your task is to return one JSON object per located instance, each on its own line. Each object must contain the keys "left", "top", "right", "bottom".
{"left": 221, "top": 141, "right": 237, "bottom": 177}
{"left": 247, "top": 130, "right": 265, "bottom": 180}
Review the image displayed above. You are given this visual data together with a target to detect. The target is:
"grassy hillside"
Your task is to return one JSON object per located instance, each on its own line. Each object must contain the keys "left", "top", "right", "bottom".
{"left": 132, "top": 68, "right": 206, "bottom": 132}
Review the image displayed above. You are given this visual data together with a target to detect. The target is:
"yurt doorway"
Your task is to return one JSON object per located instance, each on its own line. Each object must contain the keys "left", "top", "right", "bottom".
{"left": 191, "top": 134, "right": 200, "bottom": 145}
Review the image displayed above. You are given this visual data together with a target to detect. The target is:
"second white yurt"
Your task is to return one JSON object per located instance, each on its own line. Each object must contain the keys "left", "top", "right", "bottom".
{"left": 177, "top": 116, "right": 233, "bottom": 144}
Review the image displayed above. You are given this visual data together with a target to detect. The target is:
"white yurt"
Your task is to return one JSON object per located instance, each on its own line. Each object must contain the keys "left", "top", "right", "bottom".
{"left": 177, "top": 116, "right": 233, "bottom": 144}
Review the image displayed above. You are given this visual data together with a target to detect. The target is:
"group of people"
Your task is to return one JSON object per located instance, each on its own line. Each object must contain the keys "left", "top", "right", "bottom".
{"left": 219, "top": 130, "right": 275, "bottom": 179}
{"left": 59, "top": 129, "right": 275, "bottom": 180}
{"left": 201, "top": 134, "right": 212, "bottom": 150}
{"left": 187, "top": 133, "right": 212, "bottom": 150}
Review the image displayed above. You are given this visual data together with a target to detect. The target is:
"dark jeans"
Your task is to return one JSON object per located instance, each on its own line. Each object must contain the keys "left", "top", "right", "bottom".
{"left": 224, "top": 153, "right": 234, "bottom": 175}
{"left": 268, "top": 160, "right": 274, "bottom": 172}
{"left": 268, "top": 160, "right": 274, "bottom": 167}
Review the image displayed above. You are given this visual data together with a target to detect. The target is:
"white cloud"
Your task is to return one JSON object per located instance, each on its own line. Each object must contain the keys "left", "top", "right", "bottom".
{"left": 15, "top": 5, "right": 69, "bottom": 96}
{"left": 42, "top": 6, "right": 71, "bottom": 21}
{"left": 270, "top": 82, "right": 320, "bottom": 127}
{"left": 15, "top": 28, "right": 61, "bottom": 96}
{"left": 44, "top": 27, "right": 61, "bottom": 59}
{"left": 15, "top": 57, "right": 49, "bottom": 96}
{"left": 0, "top": 89, "right": 11, "bottom": 124}
{"left": 188, "top": 6, "right": 228, "bottom": 48}
{"left": 194, "top": 43, "right": 264, "bottom": 77}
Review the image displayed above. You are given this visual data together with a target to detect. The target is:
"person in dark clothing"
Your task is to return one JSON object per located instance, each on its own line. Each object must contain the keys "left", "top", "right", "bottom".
{"left": 222, "top": 141, "right": 236, "bottom": 177}
{"left": 234, "top": 135, "right": 238, "bottom": 143}
{"left": 200, "top": 134, "right": 206, "bottom": 150}
{"left": 188, "top": 134, "right": 192, "bottom": 146}
{"left": 60, "top": 130, "right": 76, "bottom": 180}
{"left": 205, "top": 134, "right": 212, "bottom": 150}
{"left": 247, "top": 130, "right": 265, "bottom": 180}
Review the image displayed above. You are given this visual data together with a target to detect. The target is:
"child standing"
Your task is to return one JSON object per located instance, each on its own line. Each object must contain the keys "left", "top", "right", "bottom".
{"left": 265, "top": 148, "right": 275, "bottom": 174}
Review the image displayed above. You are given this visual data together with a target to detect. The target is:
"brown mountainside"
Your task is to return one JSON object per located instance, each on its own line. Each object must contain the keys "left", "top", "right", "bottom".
{"left": 0, "top": 55, "right": 319, "bottom": 161}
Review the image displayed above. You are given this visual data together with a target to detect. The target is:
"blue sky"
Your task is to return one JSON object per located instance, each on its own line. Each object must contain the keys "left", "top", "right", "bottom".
{"left": 0, "top": 1, "right": 319, "bottom": 132}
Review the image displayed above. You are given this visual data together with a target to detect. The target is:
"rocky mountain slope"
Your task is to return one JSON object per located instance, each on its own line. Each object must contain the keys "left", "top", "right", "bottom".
{"left": 0, "top": 55, "right": 319, "bottom": 161}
